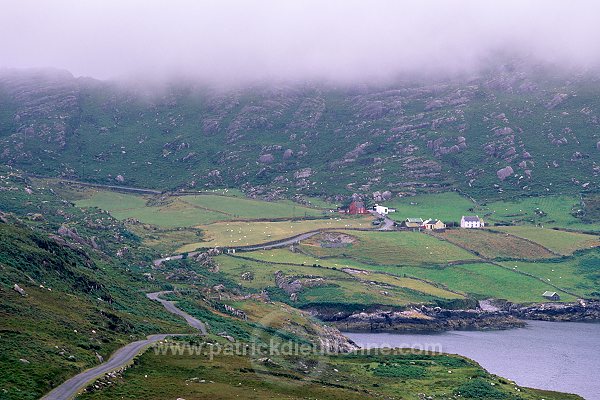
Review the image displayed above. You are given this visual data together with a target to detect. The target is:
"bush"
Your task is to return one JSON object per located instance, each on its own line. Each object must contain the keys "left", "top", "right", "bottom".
{"left": 455, "top": 378, "right": 507, "bottom": 399}
{"left": 372, "top": 363, "right": 427, "bottom": 379}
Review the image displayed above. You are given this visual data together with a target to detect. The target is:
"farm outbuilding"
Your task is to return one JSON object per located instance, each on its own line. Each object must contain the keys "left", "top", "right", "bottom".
{"left": 423, "top": 219, "right": 446, "bottom": 231}
{"left": 542, "top": 291, "right": 560, "bottom": 301}
{"left": 401, "top": 218, "right": 424, "bottom": 229}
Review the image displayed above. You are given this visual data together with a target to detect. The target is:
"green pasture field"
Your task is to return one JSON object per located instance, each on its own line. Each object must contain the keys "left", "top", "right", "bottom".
{"left": 299, "top": 231, "right": 478, "bottom": 266}
{"left": 500, "top": 251, "right": 600, "bottom": 299}
{"left": 386, "top": 192, "right": 476, "bottom": 224}
{"left": 387, "top": 263, "right": 577, "bottom": 303}
{"left": 432, "top": 229, "right": 556, "bottom": 259}
{"left": 180, "top": 194, "right": 327, "bottom": 219}
{"left": 216, "top": 256, "right": 435, "bottom": 306}
{"left": 234, "top": 249, "right": 464, "bottom": 300}
{"left": 492, "top": 226, "right": 600, "bottom": 255}
{"left": 75, "top": 191, "right": 230, "bottom": 227}
{"left": 479, "top": 195, "right": 597, "bottom": 230}
{"left": 177, "top": 217, "right": 372, "bottom": 251}
{"left": 74, "top": 189, "right": 331, "bottom": 229}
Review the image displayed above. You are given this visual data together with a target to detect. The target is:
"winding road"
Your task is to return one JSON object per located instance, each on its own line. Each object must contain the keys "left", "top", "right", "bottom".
{"left": 146, "top": 291, "right": 207, "bottom": 335}
{"left": 41, "top": 291, "right": 204, "bottom": 400}
{"left": 153, "top": 230, "right": 323, "bottom": 266}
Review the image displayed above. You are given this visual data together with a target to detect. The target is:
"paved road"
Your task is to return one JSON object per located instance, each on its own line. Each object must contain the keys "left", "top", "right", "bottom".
{"left": 41, "top": 291, "right": 204, "bottom": 400}
{"left": 153, "top": 231, "right": 322, "bottom": 266}
{"left": 236, "top": 231, "right": 320, "bottom": 251}
{"left": 146, "top": 291, "right": 207, "bottom": 335}
{"left": 41, "top": 334, "right": 172, "bottom": 400}
{"left": 370, "top": 211, "right": 396, "bottom": 230}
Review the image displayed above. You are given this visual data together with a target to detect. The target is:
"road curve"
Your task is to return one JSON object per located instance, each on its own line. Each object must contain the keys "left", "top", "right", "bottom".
{"left": 153, "top": 231, "right": 322, "bottom": 266}
{"left": 146, "top": 291, "right": 207, "bottom": 335}
{"left": 41, "top": 291, "right": 204, "bottom": 400}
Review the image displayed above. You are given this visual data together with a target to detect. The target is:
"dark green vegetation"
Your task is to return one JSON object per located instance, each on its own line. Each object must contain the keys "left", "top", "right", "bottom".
{"left": 0, "top": 163, "right": 592, "bottom": 400}
{"left": 0, "top": 164, "right": 589, "bottom": 399}
{"left": 75, "top": 347, "right": 579, "bottom": 400}
{"left": 1, "top": 66, "right": 600, "bottom": 203}
{"left": 3, "top": 60, "right": 600, "bottom": 399}
{"left": 0, "top": 167, "right": 191, "bottom": 399}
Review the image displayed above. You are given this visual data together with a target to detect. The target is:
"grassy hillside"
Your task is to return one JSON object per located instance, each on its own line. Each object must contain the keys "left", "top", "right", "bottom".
{"left": 1, "top": 66, "right": 600, "bottom": 205}
{"left": 0, "top": 164, "right": 592, "bottom": 400}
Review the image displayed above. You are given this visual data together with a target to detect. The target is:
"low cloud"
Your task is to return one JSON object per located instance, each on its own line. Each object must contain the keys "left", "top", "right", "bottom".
{"left": 1, "top": 0, "right": 599, "bottom": 84}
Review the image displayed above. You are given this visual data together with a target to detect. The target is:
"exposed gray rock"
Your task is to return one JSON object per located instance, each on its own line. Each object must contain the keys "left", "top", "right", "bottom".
{"left": 494, "top": 127, "right": 514, "bottom": 136}
{"left": 258, "top": 154, "right": 274, "bottom": 164}
{"left": 115, "top": 175, "right": 125, "bottom": 183}
{"left": 294, "top": 168, "right": 312, "bottom": 179}
{"left": 497, "top": 166, "right": 514, "bottom": 181}
{"left": 283, "top": 148, "right": 294, "bottom": 159}
{"left": 545, "top": 93, "right": 569, "bottom": 110}
{"left": 13, "top": 284, "right": 26, "bottom": 296}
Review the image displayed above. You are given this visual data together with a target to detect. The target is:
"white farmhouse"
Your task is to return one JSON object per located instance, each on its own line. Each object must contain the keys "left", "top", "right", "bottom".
{"left": 460, "top": 215, "right": 484, "bottom": 228}
{"left": 373, "top": 204, "right": 395, "bottom": 215}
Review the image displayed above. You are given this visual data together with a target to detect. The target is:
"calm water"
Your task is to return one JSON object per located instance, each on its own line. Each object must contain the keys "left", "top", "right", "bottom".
{"left": 346, "top": 321, "right": 600, "bottom": 400}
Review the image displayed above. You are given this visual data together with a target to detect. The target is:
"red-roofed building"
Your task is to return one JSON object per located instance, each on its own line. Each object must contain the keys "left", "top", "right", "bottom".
{"left": 347, "top": 201, "right": 368, "bottom": 215}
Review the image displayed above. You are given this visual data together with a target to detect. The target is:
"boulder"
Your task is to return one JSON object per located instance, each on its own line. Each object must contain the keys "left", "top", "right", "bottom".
{"left": 381, "top": 190, "right": 393, "bottom": 201}
{"left": 13, "top": 284, "right": 26, "bottom": 296}
{"left": 115, "top": 175, "right": 125, "bottom": 183}
{"left": 503, "top": 147, "right": 516, "bottom": 158}
{"left": 294, "top": 168, "right": 312, "bottom": 179}
{"left": 283, "top": 148, "right": 294, "bottom": 159}
{"left": 258, "top": 154, "right": 274, "bottom": 164}
{"left": 494, "top": 127, "right": 514, "bottom": 136}
{"left": 496, "top": 166, "right": 514, "bottom": 181}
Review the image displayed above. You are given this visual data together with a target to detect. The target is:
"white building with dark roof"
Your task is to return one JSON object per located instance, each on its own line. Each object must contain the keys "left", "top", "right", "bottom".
{"left": 460, "top": 215, "right": 484, "bottom": 228}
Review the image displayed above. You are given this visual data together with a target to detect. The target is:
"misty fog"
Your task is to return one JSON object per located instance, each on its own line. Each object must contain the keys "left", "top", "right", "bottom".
{"left": 0, "top": 0, "right": 599, "bottom": 84}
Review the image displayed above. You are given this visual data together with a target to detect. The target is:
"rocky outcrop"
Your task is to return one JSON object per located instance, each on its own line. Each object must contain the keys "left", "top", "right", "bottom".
{"left": 13, "top": 284, "right": 26, "bottom": 296}
{"left": 283, "top": 148, "right": 294, "bottom": 159}
{"left": 293, "top": 168, "right": 312, "bottom": 179}
{"left": 545, "top": 93, "right": 568, "bottom": 110}
{"left": 258, "top": 154, "right": 275, "bottom": 164}
{"left": 372, "top": 190, "right": 393, "bottom": 202}
{"left": 509, "top": 300, "right": 600, "bottom": 322}
{"left": 319, "top": 306, "right": 525, "bottom": 333}
{"left": 57, "top": 225, "right": 98, "bottom": 249}
{"left": 319, "top": 300, "right": 600, "bottom": 333}
{"left": 496, "top": 166, "right": 514, "bottom": 181}
{"left": 274, "top": 271, "right": 326, "bottom": 299}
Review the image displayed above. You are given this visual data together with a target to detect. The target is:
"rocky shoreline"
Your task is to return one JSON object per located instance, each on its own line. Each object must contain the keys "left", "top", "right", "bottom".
{"left": 310, "top": 300, "right": 600, "bottom": 333}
